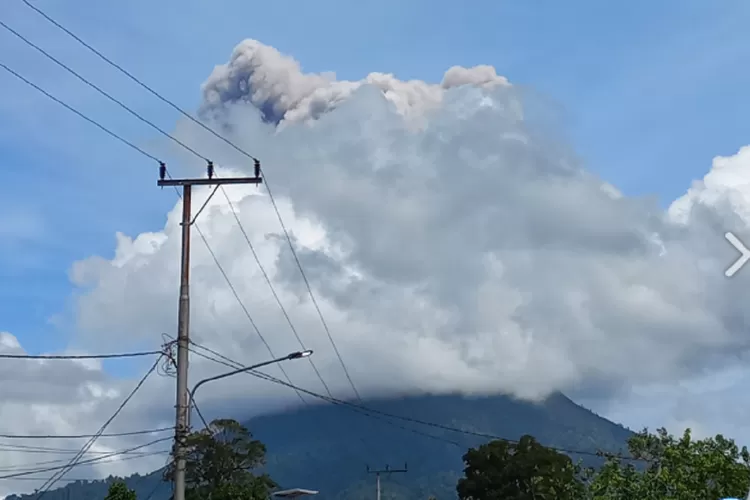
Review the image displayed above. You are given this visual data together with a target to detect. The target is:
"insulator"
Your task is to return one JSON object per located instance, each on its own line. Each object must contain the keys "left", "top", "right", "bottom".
{"left": 207, "top": 161, "right": 214, "bottom": 179}
{"left": 159, "top": 162, "right": 166, "bottom": 180}
{"left": 254, "top": 159, "right": 261, "bottom": 178}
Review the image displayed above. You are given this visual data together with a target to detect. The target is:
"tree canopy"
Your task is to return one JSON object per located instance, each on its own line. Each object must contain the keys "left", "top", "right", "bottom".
{"left": 456, "top": 428, "right": 750, "bottom": 500}
{"left": 457, "top": 434, "right": 586, "bottom": 499}
{"left": 103, "top": 481, "right": 137, "bottom": 500}
{"left": 588, "top": 427, "right": 750, "bottom": 500}
{"left": 165, "top": 418, "right": 276, "bottom": 500}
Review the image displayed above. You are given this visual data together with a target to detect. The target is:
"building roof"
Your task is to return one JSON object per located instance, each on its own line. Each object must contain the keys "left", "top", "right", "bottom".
{"left": 272, "top": 488, "right": 320, "bottom": 497}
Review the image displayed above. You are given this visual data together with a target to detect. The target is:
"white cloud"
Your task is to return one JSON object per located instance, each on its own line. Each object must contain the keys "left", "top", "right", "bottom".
{"left": 73, "top": 39, "right": 750, "bottom": 405}
{"left": 670, "top": 145, "right": 750, "bottom": 225}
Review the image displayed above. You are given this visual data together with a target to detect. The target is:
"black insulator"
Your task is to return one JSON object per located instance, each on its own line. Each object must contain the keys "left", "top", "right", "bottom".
{"left": 159, "top": 162, "right": 166, "bottom": 180}
{"left": 207, "top": 161, "right": 214, "bottom": 179}
{"left": 254, "top": 159, "right": 261, "bottom": 178}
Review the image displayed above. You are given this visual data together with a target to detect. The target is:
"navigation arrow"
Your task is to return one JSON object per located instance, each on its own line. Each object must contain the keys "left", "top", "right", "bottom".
{"left": 725, "top": 232, "right": 750, "bottom": 277}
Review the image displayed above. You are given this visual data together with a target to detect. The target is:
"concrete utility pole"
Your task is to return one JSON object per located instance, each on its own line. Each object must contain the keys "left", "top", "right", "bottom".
{"left": 367, "top": 464, "right": 407, "bottom": 500}
{"left": 157, "top": 160, "right": 263, "bottom": 500}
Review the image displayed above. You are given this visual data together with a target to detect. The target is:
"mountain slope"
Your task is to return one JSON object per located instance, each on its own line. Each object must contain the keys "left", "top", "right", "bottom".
{"left": 6, "top": 393, "right": 632, "bottom": 500}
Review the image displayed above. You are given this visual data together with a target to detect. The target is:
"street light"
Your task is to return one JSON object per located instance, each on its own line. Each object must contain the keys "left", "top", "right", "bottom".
{"left": 273, "top": 488, "right": 319, "bottom": 497}
{"left": 188, "top": 350, "right": 313, "bottom": 430}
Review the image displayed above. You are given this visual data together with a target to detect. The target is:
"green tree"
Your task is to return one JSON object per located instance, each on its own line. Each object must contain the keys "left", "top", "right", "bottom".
{"left": 165, "top": 418, "right": 276, "bottom": 500}
{"left": 588, "top": 427, "right": 750, "bottom": 500}
{"left": 104, "top": 481, "right": 136, "bottom": 500}
{"left": 456, "top": 434, "right": 586, "bottom": 500}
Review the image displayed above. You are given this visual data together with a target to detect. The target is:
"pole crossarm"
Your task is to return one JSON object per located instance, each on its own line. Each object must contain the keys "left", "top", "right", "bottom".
{"left": 367, "top": 465, "right": 409, "bottom": 474}
{"left": 158, "top": 176, "right": 263, "bottom": 187}
{"left": 367, "top": 464, "right": 407, "bottom": 500}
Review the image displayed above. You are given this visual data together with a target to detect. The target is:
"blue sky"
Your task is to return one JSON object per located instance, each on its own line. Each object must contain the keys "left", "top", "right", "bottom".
{"left": 1, "top": 0, "right": 749, "bottom": 363}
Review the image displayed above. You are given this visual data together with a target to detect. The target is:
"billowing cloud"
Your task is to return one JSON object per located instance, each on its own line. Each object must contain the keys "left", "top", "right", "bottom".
{"left": 70, "top": 39, "right": 750, "bottom": 411}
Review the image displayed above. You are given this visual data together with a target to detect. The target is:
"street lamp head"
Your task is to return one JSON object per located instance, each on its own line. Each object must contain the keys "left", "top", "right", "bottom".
{"left": 287, "top": 350, "right": 313, "bottom": 360}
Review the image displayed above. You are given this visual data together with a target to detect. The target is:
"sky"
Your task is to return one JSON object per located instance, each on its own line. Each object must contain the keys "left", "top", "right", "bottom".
{"left": 2, "top": 0, "right": 750, "bottom": 496}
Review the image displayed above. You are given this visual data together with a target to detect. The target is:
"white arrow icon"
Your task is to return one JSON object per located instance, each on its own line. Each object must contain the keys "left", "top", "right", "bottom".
{"left": 725, "top": 232, "right": 750, "bottom": 277}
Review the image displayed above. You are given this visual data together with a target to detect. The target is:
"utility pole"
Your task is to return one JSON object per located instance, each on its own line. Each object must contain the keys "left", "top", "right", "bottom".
{"left": 158, "top": 160, "right": 263, "bottom": 500}
{"left": 367, "top": 464, "right": 407, "bottom": 500}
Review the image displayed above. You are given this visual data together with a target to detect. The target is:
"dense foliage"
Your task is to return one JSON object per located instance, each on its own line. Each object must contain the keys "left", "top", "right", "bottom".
{"left": 457, "top": 435, "right": 586, "bottom": 499}
{"left": 164, "top": 418, "right": 276, "bottom": 500}
{"left": 454, "top": 428, "right": 750, "bottom": 499}
{"left": 103, "top": 482, "right": 137, "bottom": 500}
{"left": 588, "top": 428, "right": 750, "bottom": 499}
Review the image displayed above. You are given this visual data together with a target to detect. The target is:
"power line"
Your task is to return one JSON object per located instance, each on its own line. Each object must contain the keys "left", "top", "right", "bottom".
{"left": 0, "top": 48, "right": 327, "bottom": 477}
{"left": 190, "top": 343, "right": 643, "bottom": 462}
{"left": 0, "top": 18, "right": 208, "bottom": 162}
{"left": 12, "top": 2, "right": 362, "bottom": 430}
{"left": 16, "top": 0, "right": 362, "bottom": 402}
{"left": 7, "top": 4, "right": 298, "bottom": 385}
{"left": 0, "top": 350, "right": 162, "bottom": 360}
{"left": 187, "top": 223, "right": 308, "bottom": 406}
{"left": 181, "top": 209, "right": 392, "bottom": 464}
{"left": 0, "top": 427, "right": 174, "bottom": 440}
{"left": 35, "top": 356, "right": 163, "bottom": 497}
{"left": 267, "top": 199, "right": 363, "bottom": 401}
{"left": 172, "top": 177, "right": 386, "bottom": 463}
{"left": 151, "top": 172, "right": 291, "bottom": 405}
{"left": 0, "top": 438, "right": 171, "bottom": 481}
{"left": 17, "top": 0, "right": 258, "bottom": 163}
{"left": 255, "top": 369, "right": 630, "bottom": 460}
{"left": 2, "top": 478, "right": 99, "bottom": 482}
{"left": 188, "top": 344, "right": 462, "bottom": 449}
{"left": 0, "top": 32, "right": 304, "bottom": 448}
{"left": 217, "top": 187, "right": 332, "bottom": 396}
{"left": 0, "top": 442, "right": 164, "bottom": 455}
{"left": 5, "top": 1, "right": 371, "bottom": 467}
{"left": 171, "top": 336, "right": 376, "bottom": 483}
{"left": 187, "top": 341, "right": 391, "bottom": 466}
{"left": 0, "top": 61, "right": 160, "bottom": 162}
{"left": 0, "top": 449, "right": 169, "bottom": 474}
{"left": 155, "top": 176, "right": 305, "bottom": 406}
{"left": 169, "top": 171, "right": 387, "bottom": 472}
{"left": 0, "top": 450, "right": 167, "bottom": 476}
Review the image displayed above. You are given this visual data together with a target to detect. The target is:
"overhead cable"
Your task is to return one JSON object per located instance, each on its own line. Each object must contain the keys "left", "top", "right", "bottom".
{"left": 189, "top": 344, "right": 462, "bottom": 449}
{"left": 0, "top": 61, "right": 160, "bottom": 162}
{"left": 0, "top": 55, "right": 312, "bottom": 457}
{"left": 0, "top": 449, "right": 169, "bottom": 475}
{"left": 0, "top": 427, "right": 174, "bottom": 440}
{"left": 15, "top": 0, "right": 363, "bottom": 402}
{"left": 0, "top": 438, "right": 171, "bottom": 481}
{"left": 3, "top": 5, "right": 370, "bottom": 465}
{"left": 0, "top": 450, "right": 165, "bottom": 473}
{"left": 0, "top": 19, "right": 208, "bottom": 162}
{"left": 190, "top": 342, "right": 643, "bottom": 462}
{"left": 0, "top": 350, "right": 162, "bottom": 360}
{"left": 34, "top": 356, "right": 163, "bottom": 497}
